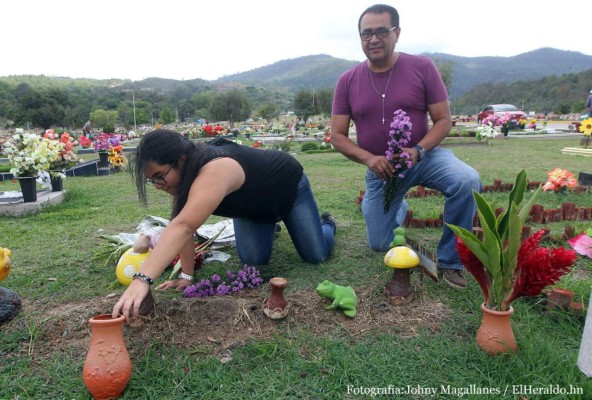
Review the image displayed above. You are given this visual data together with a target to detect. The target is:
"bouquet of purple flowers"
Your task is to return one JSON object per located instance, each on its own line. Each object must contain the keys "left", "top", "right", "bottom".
{"left": 183, "top": 264, "right": 263, "bottom": 298}
{"left": 383, "top": 109, "right": 413, "bottom": 213}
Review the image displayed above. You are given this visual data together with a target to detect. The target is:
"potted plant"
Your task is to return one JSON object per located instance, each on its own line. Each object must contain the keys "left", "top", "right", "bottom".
{"left": 94, "top": 133, "right": 122, "bottom": 168}
{"left": 43, "top": 130, "right": 80, "bottom": 191}
{"left": 498, "top": 113, "right": 512, "bottom": 136}
{"left": 3, "top": 132, "right": 58, "bottom": 202}
{"left": 447, "top": 170, "right": 578, "bottom": 355}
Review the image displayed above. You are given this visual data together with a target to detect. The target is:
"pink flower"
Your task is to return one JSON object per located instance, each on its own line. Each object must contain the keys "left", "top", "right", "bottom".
{"left": 568, "top": 233, "right": 592, "bottom": 259}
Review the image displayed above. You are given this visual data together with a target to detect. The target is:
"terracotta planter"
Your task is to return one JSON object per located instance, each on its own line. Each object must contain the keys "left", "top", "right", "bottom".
{"left": 476, "top": 304, "right": 517, "bottom": 355}
{"left": 263, "top": 277, "right": 290, "bottom": 319}
{"left": 83, "top": 314, "right": 132, "bottom": 399}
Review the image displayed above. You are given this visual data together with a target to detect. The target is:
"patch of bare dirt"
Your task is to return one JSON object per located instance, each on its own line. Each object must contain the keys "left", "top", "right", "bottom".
{"left": 9, "top": 283, "right": 451, "bottom": 362}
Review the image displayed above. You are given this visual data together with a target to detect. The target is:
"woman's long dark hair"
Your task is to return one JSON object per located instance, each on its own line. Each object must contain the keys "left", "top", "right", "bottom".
{"left": 131, "top": 129, "right": 208, "bottom": 218}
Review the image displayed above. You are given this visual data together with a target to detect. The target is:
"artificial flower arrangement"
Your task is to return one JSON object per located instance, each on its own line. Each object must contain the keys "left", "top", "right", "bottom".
{"left": 383, "top": 109, "right": 413, "bottom": 213}
{"left": 569, "top": 227, "right": 592, "bottom": 260}
{"left": 518, "top": 118, "right": 528, "bottom": 129}
{"left": 3, "top": 132, "right": 58, "bottom": 177}
{"left": 107, "top": 143, "right": 128, "bottom": 169}
{"left": 475, "top": 115, "right": 499, "bottom": 144}
{"left": 498, "top": 113, "right": 512, "bottom": 129}
{"left": 580, "top": 117, "right": 592, "bottom": 148}
{"left": 526, "top": 117, "right": 537, "bottom": 129}
{"left": 43, "top": 130, "right": 79, "bottom": 171}
{"left": 201, "top": 125, "right": 225, "bottom": 137}
{"left": 542, "top": 168, "right": 577, "bottom": 193}
{"left": 93, "top": 133, "right": 122, "bottom": 152}
{"left": 448, "top": 170, "right": 577, "bottom": 311}
{"left": 78, "top": 135, "right": 93, "bottom": 149}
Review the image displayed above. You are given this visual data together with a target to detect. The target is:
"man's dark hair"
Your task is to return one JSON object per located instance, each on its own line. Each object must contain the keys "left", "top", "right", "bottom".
{"left": 358, "top": 4, "right": 399, "bottom": 31}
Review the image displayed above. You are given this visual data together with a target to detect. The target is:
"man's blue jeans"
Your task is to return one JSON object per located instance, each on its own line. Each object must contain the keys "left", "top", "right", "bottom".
{"left": 361, "top": 147, "right": 481, "bottom": 271}
{"left": 234, "top": 173, "right": 335, "bottom": 265}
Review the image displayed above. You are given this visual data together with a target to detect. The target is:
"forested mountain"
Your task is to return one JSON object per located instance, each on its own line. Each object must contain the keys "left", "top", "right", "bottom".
{"left": 215, "top": 54, "right": 359, "bottom": 90}
{"left": 430, "top": 48, "right": 592, "bottom": 99}
{"left": 1, "top": 48, "right": 591, "bottom": 130}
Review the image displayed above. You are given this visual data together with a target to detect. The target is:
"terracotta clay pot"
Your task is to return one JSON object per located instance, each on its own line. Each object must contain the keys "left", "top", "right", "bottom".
{"left": 83, "top": 314, "right": 132, "bottom": 399}
{"left": 263, "top": 277, "right": 290, "bottom": 319}
{"left": 476, "top": 304, "right": 517, "bottom": 355}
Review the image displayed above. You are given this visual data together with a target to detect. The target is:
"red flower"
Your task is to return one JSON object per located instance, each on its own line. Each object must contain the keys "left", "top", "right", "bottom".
{"left": 171, "top": 243, "right": 206, "bottom": 270}
{"left": 456, "top": 237, "right": 490, "bottom": 303}
{"left": 503, "top": 229, "right": 577, "bottom": 309}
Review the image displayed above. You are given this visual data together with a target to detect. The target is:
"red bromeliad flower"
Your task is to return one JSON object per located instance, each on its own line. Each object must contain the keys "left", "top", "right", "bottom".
{"left": 456, "top": 229, "right": 577, "bottom": 310}
{"left": 456, "top": 237, "right": 490, "bottom": 303}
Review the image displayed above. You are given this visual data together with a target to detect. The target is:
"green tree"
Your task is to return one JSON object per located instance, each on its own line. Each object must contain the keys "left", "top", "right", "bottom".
{"left": 159, "top": 105, "right": 176, "bottom": 124}
{"left": 12, "top": 85, "right": 66, "bottom": 130}
{"left": 314, "top": 88, "right": 333, "bottom": 116}
{"left": 293, "top": 90, "right": 316, "bottom": 122}
{"left": 90, "top": 109, "right": 119, "bottom": 133}
{"left": 257, "top": 103, "right": 279, "bottom": 123}
{"left": 208, "top": 90, "right": 252, "bottom": 126}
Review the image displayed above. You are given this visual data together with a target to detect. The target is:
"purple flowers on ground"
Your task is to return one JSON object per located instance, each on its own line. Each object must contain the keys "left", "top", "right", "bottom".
{"left": 383, "top": 109, "right": 413, "bottom": 213}
{"left": 183, "top": 264, "right": 264, "bottom": 298}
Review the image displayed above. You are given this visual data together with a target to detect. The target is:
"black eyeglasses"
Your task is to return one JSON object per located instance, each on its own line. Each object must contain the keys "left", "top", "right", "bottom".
{"left": 145, "top": 164, "right": 173, "bottom": 186}
{"left": 359, "top": 26, "right": 397, "bottom": 41}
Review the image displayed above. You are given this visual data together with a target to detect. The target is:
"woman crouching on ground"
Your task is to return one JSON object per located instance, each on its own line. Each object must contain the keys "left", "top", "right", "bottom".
{"left": 112, "top": 129, "right": 336, "bottom": 322}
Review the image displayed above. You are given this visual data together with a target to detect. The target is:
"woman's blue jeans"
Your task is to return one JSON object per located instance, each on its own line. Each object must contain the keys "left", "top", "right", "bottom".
{"left": 234, "top": 173, "right": 335, "bottom": 265}
{"left": 362, "top": 147, "right": 481, "bottom": 271}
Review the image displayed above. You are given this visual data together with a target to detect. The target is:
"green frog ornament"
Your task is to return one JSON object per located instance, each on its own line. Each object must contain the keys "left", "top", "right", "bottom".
{"left": 316, "top": 280, "right": 358, "bottom": 318}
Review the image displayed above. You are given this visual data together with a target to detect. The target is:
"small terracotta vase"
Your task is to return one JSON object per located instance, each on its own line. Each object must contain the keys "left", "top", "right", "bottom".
{"left": 83, "top": 314, "right": 132, "bottom": 399}
{"left": 476, "top": 303, "right": 517, "bottom": 355}
{"left": 263, "top": 277, "right": 290, "bottom": 319}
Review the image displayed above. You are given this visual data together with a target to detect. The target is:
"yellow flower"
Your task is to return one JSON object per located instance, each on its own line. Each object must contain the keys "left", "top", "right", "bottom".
{"left": 579, "top": 118, "right": 592, "bottom": 136}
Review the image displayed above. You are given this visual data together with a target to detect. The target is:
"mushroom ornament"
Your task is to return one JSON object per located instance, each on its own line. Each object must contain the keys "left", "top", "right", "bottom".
{"left": 0, "top": 247, "right": 11, "bottom": 283}
{"left": 384, "top": 237, "right": 420, "bottom": 305}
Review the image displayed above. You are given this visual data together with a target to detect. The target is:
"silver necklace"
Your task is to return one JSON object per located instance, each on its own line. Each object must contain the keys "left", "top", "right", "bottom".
{"left": 368, "top": 64, "right": 395, "bottom": 124}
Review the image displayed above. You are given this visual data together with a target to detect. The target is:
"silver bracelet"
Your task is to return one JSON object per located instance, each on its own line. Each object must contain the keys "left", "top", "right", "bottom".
{"left": 178, "top": 272, "right": 194, "bottom": 282}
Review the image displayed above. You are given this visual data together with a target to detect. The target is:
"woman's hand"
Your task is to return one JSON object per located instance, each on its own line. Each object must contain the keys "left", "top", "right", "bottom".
{"left": 112, "top": 279, "right": 151, "bottom": 323}
{"left": 156, "top": 278, "right": 192, "bottom": 291}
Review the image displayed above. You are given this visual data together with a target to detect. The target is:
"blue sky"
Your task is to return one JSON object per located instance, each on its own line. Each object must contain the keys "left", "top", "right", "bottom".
{"left": 2, "top": 0, "right": 588, "bottom": 81}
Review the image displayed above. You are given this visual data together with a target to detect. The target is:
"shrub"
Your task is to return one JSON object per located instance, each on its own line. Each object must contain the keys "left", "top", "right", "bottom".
{"left": 301, "top": 142, "right": 319, "bottom": 152}
{"left": 272, "top": 140, "right": 292, "bottom": 152}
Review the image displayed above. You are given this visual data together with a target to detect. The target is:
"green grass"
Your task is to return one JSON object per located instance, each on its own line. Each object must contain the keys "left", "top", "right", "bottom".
{"left": 1, "top": 136, "right": 592, "bottom": 399}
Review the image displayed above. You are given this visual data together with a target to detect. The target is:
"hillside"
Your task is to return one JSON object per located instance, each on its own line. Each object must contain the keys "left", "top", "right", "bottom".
{"left": 213, "top": 48, "right": 592, "bottom": 99}
{"left": 215, "top": 54, "right": 359, "bottom": 90}
{"left": 428, "top": 48, "right": 592, "bottom": 98}
{"left": 2, "top": 48, "right": 592, "bottom": 126}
